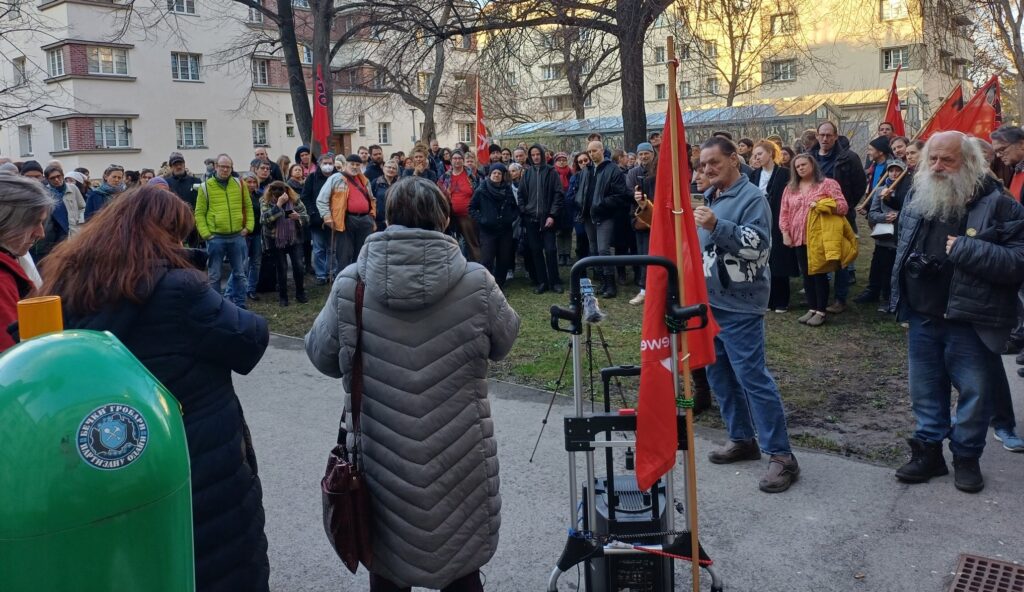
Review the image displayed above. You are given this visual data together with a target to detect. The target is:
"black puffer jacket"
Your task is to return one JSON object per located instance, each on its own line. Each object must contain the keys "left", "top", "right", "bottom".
{"left": 469, "top": 178, "right": 519, "bottom": 232}
{"left": 575, "top": 159, "right": 630, "bottom": 223}
{"left": 64, "top": 261, "right": 271, "bottom": 592}
{"left": 519, "top": 144, "right": 563, "bottom": 223}
{"left": 301, "top": 167, "right": 332, "bottom": 229}
{"left": 893, "top": 176, "right": 1024, "bottom": 349}
{"left": 164, "top": 172, "right": 202, "bottom": 210}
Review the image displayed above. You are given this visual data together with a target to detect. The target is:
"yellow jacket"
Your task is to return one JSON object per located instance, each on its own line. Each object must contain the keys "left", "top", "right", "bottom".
{"left": 806, "top": 197, "right": 858, "bottom": 275}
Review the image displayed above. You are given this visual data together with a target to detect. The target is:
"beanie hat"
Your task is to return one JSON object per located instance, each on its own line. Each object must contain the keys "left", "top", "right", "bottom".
{"left": 488, "top": 144, "right": 502, "bottom": 154}
{"left": 886, "top": 159, "right": 907, "bottom": 172}
{"left": 66, "top": 171, "right": 86, "bottom": 184}
{"left": 869, "top": 135, "right": 892, "bottom": 155}
{"left": 168, "top": 151, "right": 185, "bottom": 165}
{"left": 147, "top": 176, "right": 170, "bottom": 188}
{"left": 636, "top": 142, "right": 655, "bottom": 154}
{"left": 0, "top": 162, "right": 19, "bottom": 174}
{"left": 554, "top": 152, "right": 569, "bottom": 162}
{"left": 294, "top": 145, "right": 311, "bottom": 161}
{"left": 20, "top": 160, "right": 43, "bottom": 176}
{"left": 488, "top": 162, "right": 508, "bottom": 175}
{"left": 346, "top": 154, "right": 363, "bottom": 163}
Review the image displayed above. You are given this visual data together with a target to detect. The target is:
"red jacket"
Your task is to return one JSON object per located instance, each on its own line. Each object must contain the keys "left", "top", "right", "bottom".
{"left": 0, "top": 251, "right": 31, "bottom": 353}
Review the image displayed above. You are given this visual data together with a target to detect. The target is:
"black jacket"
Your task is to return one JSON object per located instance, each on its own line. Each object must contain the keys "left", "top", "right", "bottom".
{"left": 469, "top": 179, "right": 519, "bottom": 232}
{"left": 401, "top": 167, "right": 438, "bottom": 183}
{"left": 65, "top": 262, "right": 270, "bottom": 592}
{"left": 301, "top": 168, "right": 332, "bottom": 229}
{"left": 371, "top": 174, "right": 397, "bottom": 227}
{"left": 164, "top": 172, "right": 202, "bottom": 210}
{"left": 519, "top": 144, "right": 563, "bottom": 224}
{"left": 893, "top": 176, "right": 1024, "bottom": 351}
{"left": 365, "top": 161, "right": 384, "bottom": 184}
{"left": 575, "top": 158, "right": 630, "bottom": 223}
{"left": 814, "top": 143, "right": 867, "bottom": 231}
{"left": 749, "top": 166, "right": 798, "bottom": 277}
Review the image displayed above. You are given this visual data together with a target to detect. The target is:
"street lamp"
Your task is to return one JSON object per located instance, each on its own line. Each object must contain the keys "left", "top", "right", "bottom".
{"left": 410, "top": 108, "right": 417, "bottom": 143}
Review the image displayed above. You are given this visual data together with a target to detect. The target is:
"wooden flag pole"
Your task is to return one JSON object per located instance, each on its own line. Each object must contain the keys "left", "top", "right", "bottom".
{"left": 666, "top": 36, "right": 702, "bottom": 592}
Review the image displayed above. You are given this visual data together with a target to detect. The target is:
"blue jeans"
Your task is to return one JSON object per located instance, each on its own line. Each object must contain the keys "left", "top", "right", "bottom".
{"left": 310, "top": 227, "right": 329, "bottom": 281}
{"left": 246, "top": 233, "right": 262, "bottom": 294}
{"left": 834, "top": 267, "right": 851, "bottom": 303}
{"left": 907, "top": 312, "right": 996, "bottom": 458}
{"left": 705, "top": 307, "right": 792, "bottom": 455}
{"left": 207, "top": 235, "right": 247, "bottom": 308}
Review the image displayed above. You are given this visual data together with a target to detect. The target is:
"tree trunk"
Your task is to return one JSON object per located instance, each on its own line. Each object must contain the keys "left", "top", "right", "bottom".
{"left": 617, "top": 31, "right": 647, "bottom": 150}
{"left": 1015, "top": 71, "right": 1024, "bottom": 126}
{"left": 276, "top": 0, "right": 313, "bottom": 145}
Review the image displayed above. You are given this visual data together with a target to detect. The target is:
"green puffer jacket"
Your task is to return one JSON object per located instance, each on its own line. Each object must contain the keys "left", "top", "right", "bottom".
{"left": 195, "top": 176, "right": 255, "bottom": 239}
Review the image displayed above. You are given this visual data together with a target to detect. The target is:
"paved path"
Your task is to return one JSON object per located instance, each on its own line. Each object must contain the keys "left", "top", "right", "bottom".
{"left": 236, "top": 335, "right": 1024, "bottom": 591}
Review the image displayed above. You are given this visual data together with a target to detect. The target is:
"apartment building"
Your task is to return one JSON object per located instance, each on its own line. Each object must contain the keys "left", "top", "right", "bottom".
{"left": 0, "top": 0, "right": 471, "bottom": 172}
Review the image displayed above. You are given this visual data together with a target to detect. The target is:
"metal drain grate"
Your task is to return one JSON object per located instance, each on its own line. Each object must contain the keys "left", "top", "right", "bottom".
{"left": 949, "top": 554, "right": 1024, "bottom": 592}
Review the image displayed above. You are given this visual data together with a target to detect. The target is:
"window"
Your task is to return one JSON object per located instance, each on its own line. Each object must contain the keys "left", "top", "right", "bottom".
{"left": 655, "top": 83, "right": 667, "bottom": 100}
{"left": 680, "top": 80, "right": 692, "bottom": 97}
{"left": 654, "top": 46, "right": 666, "bottom": 63}
{"left": 55, "top": 121, "right": 69, "bottom": 151}
{"left": 705, "top": 41, "right": 717, "bottom": 58}
{"left": 248, "top": 1, "right": 264, "bottom": 23}
{"left": 286, "top": 113, "right": 295, "bottom": 137}
{"left": 18, "top": 125, "right": 32, "bottom": 156}
{"left": 252, "top": 59, "right": 269, "bottom": 85}
{"left": 94, "top": 118, "right": 132, "bottom": 148}
{"left": 459, "top": 122, "right": 474, "bottom": 143}
{"left": 706, "top": 77, "right": 719, "bottom": 95}
{"left": 771, "top": 13, "right": 796, "bottom": 34}
{"left": 292, "top": 0, "right": 309, "bottom": 7}
{"left": 167, "top": 0, "right": 195, "bottom": 13}
{"left": 300, "top": 44, "right": 312, "bottom": 65}
{"left": 680, "top": 43, "right": 691, "bottom": 60}
{"left": 377, "top": 122, "right": 391, "bottom": 145}
{"left": 882, "top": 46, "right": 910, "bottom": 70}
{"left": 171, "top": 52, "right": 201, "bottom": 81}
{"left": 458, "top": 34, "right": 473, "bottom": 50}
{"left": 417, "top": 72, "right": 434, "bottom": 94}
{"left": 88, "top": 46, "right": 129, "bottom": 75}
{"left": 506, "top": 71, "right": 518, "bottom": 87}
{"left": 176, "top": 120, "right": 206, "bottom": 148}
{"left": 357, "top": 114, "right": 366, "bottom": 137}
{"left": 12, "top": 56, "right": 26, "bottom": 85}
{"left": 251, "top": 120, "right": 269, "bottom": 146}
{"left": 880, "top": 0, "right": 908, "bottom": 20}
{"left": 584, "top": 93, "right": 594, "bottom": 108}
{"left": 771, "top": 59, "right": 796, "bottom": 81}
{"left": 47, "top": 49, "right": 64, "bottom": 77}
{"left": 543, "top": 95, "right": 569, "bottom": 111}
{"left": 541, "top": 64, "right": 561, "bottom": 80}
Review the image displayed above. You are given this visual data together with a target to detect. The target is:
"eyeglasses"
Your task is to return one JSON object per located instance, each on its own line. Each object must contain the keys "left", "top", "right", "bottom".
{"left": 47, "top": 175, "right": 63, "bottom": 181}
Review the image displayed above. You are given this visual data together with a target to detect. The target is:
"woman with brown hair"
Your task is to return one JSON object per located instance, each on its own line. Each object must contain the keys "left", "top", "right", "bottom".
{"left": 261, "top": 180, "right": 308, "bottom": 306}
{"left": 38, "top": 186, "right": 271, "bottom": 592}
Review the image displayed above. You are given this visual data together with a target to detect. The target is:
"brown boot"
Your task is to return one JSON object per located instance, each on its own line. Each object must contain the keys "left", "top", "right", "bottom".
{"left": 759, "top": 454, "right": 800, "bottom": 493}
{"left": 708, "top": 439, "right": 761, "bottom": 464}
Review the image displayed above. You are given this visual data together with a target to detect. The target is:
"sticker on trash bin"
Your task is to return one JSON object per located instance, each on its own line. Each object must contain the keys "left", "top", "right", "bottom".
{"left": 77, "top": 404, "right": 149, "bottom": 470}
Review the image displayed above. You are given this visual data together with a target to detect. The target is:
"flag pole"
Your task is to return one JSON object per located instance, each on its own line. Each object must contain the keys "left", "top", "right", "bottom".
{"left": 666, "top": 35, "right": 701, "bottom": 592}
{"left": 913, "top": 82, "right": 962, "bottom": 141}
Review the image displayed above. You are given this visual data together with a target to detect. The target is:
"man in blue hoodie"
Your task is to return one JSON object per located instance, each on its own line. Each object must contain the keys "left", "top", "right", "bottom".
{"left": 695, "top": 136, "right": 798, "bottom": 493}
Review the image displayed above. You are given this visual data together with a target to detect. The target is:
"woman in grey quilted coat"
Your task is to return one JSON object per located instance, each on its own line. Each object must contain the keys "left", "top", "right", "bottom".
{"left": 305, "top": 176, "right": 521, "bottom": 591}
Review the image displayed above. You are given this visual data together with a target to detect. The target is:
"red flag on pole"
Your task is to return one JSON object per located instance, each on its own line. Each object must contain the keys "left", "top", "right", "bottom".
{"left": 949, "top": 75, "right": 1002, "bottom": 141}
{"left": 636, "top": 100, "right": 719, "bottom": 492}
{"left": 312, "top": 64, "right": 331, "bottom": 153}
{"left": 475, "top": 79, "right": 488, "bottom": 165}
{"left": 883, "top": 65, "right": 906, "bottom": 137}
{"left": 917, "top": 84, "right": 964, "bottom": 141}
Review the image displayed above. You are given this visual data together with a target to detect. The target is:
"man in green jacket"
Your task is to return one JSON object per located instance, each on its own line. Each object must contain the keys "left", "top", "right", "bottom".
{"left": 195, "top": 154, "right": 255, "bottom": 309}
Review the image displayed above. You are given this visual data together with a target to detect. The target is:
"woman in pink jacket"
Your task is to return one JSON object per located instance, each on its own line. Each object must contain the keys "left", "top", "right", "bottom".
{"left": 779, "top": 154, "right": 848, "bottom": 327}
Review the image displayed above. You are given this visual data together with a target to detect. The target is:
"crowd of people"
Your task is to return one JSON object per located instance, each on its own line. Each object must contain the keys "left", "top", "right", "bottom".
{"left": 2, "top": 117, "right": 1024, "bottom": 591}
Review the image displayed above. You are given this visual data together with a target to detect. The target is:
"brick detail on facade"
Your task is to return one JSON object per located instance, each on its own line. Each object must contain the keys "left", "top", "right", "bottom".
{"left": 66, "top": 117, "right": 95, "bottom": 151}
{"left": 264, "top": 58, "right": 312, "bottom": 90}
{"left": 67, "top": 44, "right": 89, "bottom": 76}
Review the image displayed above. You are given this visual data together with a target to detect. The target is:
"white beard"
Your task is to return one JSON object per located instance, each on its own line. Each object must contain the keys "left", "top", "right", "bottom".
{"left": 909, "top": 169, "right": 978, "bottom": 222}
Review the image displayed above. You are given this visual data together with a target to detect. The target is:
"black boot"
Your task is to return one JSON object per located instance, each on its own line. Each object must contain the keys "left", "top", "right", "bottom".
{"left": 296, "top": 291, "right": 309, "bottom": 304}
{"left": 952, "top": 455, "right": 984, "bottom": 493}
{"left": 692, "top": 369, "right": 712, "bottom": 417}
{"left": 602, "top": 273, "right": 617, "bottom": 298}
{"left": 895, "top": 438, "right": 948, "bottom": 483}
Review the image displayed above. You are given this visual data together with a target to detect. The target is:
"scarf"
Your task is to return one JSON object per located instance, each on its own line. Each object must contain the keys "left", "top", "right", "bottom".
{"left": 275, "top": 200, "right": 298, "bottom": 248}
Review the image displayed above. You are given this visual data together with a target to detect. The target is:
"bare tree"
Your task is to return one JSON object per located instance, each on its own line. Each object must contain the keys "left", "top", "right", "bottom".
{"left": 974, "top": 0, "right": 1024, "bottom": 121}
{"left": 0, "top": 4, "right": 69, "bottom": 122}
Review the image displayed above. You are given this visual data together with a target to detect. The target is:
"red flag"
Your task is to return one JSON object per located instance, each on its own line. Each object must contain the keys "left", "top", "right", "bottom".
{"left": 918, "top": 84, "right": 963, "bottom": 141}
{"left": 636, "top": 97, "right": 719, "bottom": 491}
{"left": 949, "top": 75, "right": 1002, "bottom": 141}
{"left": 475, "top": 80, "right": 488, "bottom": 165}
{"left": 312, "top": 64, "right": 331, "bottom": 153}
{"left": 883, "top": 66, "right": 906, "bottom": 137}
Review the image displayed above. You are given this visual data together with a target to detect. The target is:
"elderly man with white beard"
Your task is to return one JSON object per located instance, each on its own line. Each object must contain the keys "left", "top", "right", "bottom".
{"left": 891, "top": 131, "right": 1024, "bottom": 493}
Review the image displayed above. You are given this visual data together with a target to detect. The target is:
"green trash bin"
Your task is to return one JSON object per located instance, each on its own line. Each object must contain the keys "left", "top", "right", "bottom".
{"left": 0, "top": 330, "right": 194, "bottom": 591}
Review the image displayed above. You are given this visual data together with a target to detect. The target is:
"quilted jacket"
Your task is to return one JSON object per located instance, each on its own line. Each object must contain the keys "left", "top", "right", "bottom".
{"left": 305, "top": 225, "right": 520, "bottom": 588}
{"left": 806, "top": 197, "right": 858, "bottom": 275}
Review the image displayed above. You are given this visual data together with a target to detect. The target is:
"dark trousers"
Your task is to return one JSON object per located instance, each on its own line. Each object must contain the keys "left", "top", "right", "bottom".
{"left": 635, "top": 230, "right": 650, "bottom": 287}
{"left": 524, "top": 217, "right": 560, "bottom": 288}
{"left": 453, "top": 214, "right": 481, "bottom": 262}
{"left": 480, "top": 227, "right": 515, "bottom": 288}
{"left": 329, "top": 214, "right": 374, "bottom": 277}
{"left": 768, "top": 274, "right": 791, "bottom": 311}
{"left": 796, "top": 245, "right": 829, "bottom": 311}
{"left": 584, "top": 218, "right": 616, "bottom": 277}
{"left": 270, "top": 242, "right": 305, "bottom": 298}
{"left": 866, "top": 244, "right": 896, "bottom": 299}
{"left": 369, "top": 570, "right": 483, "bottom": 592}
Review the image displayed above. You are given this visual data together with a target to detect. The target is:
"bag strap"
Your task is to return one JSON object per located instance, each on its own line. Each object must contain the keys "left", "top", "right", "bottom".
{"left": 334, "top": 278, "right": 366, "bottom": 448}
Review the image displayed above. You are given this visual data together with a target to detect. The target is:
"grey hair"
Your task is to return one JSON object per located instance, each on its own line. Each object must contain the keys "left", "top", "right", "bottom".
{"left": 385, "top": 177, "right": 450, "bottom": 232}
{"left": 991, "top": 125, "right": 1024, "bottom": 145}
{"left": 0, "top": 174, "right": 53, "bottom": 251}
{"left": 239, "top": 171, "right": 257, "bottom": 181}
{"left": 910, "top": 132, "right": 988, "bottom": 221}
{"left": 508, "top": 163, "right": 524, "bottom": 172}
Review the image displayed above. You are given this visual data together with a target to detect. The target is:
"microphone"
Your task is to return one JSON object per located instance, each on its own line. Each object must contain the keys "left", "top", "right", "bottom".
{"left": 580, "top": 277, "right": 607, "bottom": 324}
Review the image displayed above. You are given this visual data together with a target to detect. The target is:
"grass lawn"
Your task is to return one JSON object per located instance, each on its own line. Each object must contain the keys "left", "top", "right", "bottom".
{"left": 249, "top": 234, "right": 912, "bottom": 465}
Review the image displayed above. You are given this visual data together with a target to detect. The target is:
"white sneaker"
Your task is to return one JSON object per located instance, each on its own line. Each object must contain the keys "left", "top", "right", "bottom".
{"left": 629, "top": 292, "right": 645, "bottom": 305}
{"left": 505, "top": 270, "right": 514, "bottom": 281}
